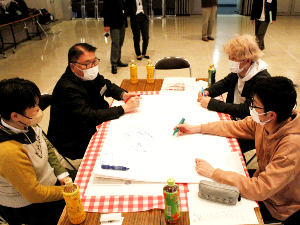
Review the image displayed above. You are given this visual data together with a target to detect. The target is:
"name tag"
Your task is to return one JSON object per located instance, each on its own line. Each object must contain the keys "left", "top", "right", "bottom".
{"left": 100, "top": 84, "right": 107, "bottom": 96}
{"left": 267, "top": 0, "right": 272, "bottom": 3}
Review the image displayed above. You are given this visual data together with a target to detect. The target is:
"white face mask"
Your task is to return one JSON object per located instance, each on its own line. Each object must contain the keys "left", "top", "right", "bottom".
{"left": 73, "top": 64, "right": 99, "bottom": 81}
{"left": 249, "top": 107, "right": 271, "bottom": 126}
{"left": 228, "top": 60, "right": 247, "bottom": 74}
{"left": 19, "top": 110, "right": 44, "bottom": 126}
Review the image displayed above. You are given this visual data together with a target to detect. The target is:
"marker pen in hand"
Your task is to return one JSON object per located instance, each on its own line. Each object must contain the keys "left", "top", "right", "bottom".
{"left": 202, "top": 87, "right": 205, "bottom": 97}
{"left": 173, "top": 118, "right": 185, "bottom": 136}
{"left": 125, "top": 95, "right": 140, "bottom": 103}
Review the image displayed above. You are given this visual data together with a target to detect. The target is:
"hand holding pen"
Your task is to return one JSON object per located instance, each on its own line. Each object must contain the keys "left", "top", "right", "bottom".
{"left": 197, "top": 88, "right": 211, "bottom": 109}
{"left": 173, "top": 122, "right": 202, "bottom": 136}
{"left": 122, "top": 95, "right": 142, "bottom": 113}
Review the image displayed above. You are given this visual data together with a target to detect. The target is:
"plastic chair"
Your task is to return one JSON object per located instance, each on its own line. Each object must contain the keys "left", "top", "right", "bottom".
{"left": 154, "top": 56, "right": 192, "bottom": 78}
{"left": 39, "top": 93, "right": 77, "bottom": 171}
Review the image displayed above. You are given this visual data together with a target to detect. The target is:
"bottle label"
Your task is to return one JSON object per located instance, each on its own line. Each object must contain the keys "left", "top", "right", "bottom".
{"left": 163, "top": 187, "right": 181, "bottom": 222}
{"left": 130, "top": 65, "right": 138, "bottom": 83}
{"left": 208, "top": 69, "right": 216, "bottom": 87}
{"left": 63, "top": 187, "right": 86, "bottom": 224}
{"left": 146, "top": 65, "right": 154, "bottom": 83}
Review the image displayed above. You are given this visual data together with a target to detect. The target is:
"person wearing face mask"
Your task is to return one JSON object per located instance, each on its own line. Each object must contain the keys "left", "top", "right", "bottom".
{"left": 47, "top": 43, "right": 141, "bottom": 161}
{"left": 0, "top": 78, "right": 75, "bottom": 225}
{"left": 198, "top": 34, "right": 270, "bottom": 120}
{"left": 175, "top": 77, "right": 300, "bottom": 224}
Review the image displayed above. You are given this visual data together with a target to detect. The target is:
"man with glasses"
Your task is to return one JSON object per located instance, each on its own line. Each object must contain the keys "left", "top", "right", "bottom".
{"left": 48, "top": 43, "right": 141, "bottom": 160}
{"left": 175, "top": 76, "right": 300, "bottom": 224}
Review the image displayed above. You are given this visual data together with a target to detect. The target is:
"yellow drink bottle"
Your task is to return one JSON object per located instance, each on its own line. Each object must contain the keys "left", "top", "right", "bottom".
{"left": 63, "top": 178, "right": 86, "bottom": 224}
{"left": 130, "top": 60, "right": 138, "bottom": 84}
{"left": 146, "top": 59, "right": 154, "bottom": 83}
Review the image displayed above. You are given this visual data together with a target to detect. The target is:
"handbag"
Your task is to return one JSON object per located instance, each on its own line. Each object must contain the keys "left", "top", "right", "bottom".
{"left": 198, "top": 180, "right": 241, "bottom": 205}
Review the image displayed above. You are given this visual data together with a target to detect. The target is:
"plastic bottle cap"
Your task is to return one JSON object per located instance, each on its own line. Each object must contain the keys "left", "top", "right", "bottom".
{"left": 167, "top": 177, "right": 175, "bottom": 186}
{"left": 65, "top": 178, "right": 73, "bottom": 187}
{"left": 148, "top": 59, "right": 151, "bottom": 64}
{"left": 131, "top": 60, "right": 135, "bottom": 64}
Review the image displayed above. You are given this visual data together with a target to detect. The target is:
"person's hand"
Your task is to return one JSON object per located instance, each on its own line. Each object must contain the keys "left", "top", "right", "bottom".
{"left": 122, "top": 96, "right": 141, "bottom": 113}
{"left": 251, "top": 20, "right": 254, "bottom": 25}
{"left": 197, "top": 92, "right": 211, "bottom": 109}
{"left": 59, "top": 176, "right": 71, "bottom": 186}
{"left": 104, "top": 26, "right": 110, "bottom": 32}
{"left": 197, "top": 90, "right": 209, "bottom": 101}
{"left": 174, "top": 123, "right": 201, "bottom": 135}
{"left": 122, "top": 93, "right": 138, "bottom": 101}
{"left": 195, "top": 158, "right": 215, "bottom": 178}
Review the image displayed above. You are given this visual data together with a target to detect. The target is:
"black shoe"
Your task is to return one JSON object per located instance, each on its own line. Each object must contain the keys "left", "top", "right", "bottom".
{"left": 137, "top": 56, "right": 142, "bottom": 61}
{"left": 112, "top": 66, "right": 117, "bottom": 74}
{"left": 117, "top": 61, "right": 128, "bottom": 67}
{"left": 143, "top": 55, "right": 150, "bottom": 59}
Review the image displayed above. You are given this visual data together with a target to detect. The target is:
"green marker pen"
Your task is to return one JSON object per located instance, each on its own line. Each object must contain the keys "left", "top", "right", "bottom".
{"left": 173, "top": 118, "right": 185, "bottom": 136}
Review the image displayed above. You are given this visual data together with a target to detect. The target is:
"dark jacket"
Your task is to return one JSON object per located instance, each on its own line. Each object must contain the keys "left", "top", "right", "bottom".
{"left": 103, "top": 0, "right": 128, "bottom": 29}
{"left": 202, "top": 0, "right": 218, "bottom": 8}
{"left": 206, "top": 70, "right": 271, "bottom": 119}
{"left": 251, "top": 0, "right": 277, "bottom": 22}
{"left": 126, "top": 0, "right": 149, "bottom": 20}
{"left": 47, "top": 66, "right": 126, "bottom": 159}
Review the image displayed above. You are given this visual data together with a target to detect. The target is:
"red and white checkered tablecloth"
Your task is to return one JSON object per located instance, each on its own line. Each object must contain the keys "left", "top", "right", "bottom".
{"left": 75, "top": 92, "right": 247, "bottom": 213}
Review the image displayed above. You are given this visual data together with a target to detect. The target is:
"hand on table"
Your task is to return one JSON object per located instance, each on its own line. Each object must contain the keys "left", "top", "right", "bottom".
{"left": 197, "top": 91, "right": 211, "bottom": 109}
{"left": 122, "top": 96, "right": 141, "bottom": 113}
{"left": 173, "top": 123, "right": 201, "bottom": 135}
{"left": 195, "top": 158, "right": 215, "bottom": 178}
{"left": 122, "top": 92, "right": 138, "bottom": 101}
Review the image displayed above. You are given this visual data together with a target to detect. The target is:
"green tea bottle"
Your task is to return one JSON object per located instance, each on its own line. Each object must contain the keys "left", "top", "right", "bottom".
{"left": 163, "top": 177, "right": 180, "bottom": 223}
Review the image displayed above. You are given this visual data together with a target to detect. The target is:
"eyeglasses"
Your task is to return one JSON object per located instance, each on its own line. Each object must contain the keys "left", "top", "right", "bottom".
{"left": 250, "top": 98, "right": 265, "bottom": 110}
{"left": 73, "top": 57, "right": 100, "bottom": 69}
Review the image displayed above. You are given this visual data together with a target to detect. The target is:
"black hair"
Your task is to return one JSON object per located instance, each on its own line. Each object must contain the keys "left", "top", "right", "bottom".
{"left": 68, "top": 43, "right": 97, "bottom": 64}
{"left": 0, "top": 78, "right": 41, "bottom": 120}
{"left": 252, "top": 76, "right": 297, "bottom": 122}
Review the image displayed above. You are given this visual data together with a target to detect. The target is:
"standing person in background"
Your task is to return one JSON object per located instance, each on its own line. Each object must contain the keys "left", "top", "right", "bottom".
{"left": 126, "top": 0, "right": 150, "bottom": 61}
{"left": 201, "top": 0, "right": 218, "bottom": 42}
{"left": 251, "top": 0, "right": 277, "bottom": 50}
{"left": 103, "top": 0, "right": 128, "bottom": 74}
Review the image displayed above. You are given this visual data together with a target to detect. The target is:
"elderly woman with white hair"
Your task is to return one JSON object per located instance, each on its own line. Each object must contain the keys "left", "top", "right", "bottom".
{"left": 198, "top": 34, "right": 271, "bottom": 120}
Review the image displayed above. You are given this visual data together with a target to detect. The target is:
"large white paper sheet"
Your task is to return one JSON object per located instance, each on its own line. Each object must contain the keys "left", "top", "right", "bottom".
{"left": 85, "top": 174, "right": 164, "bottom": 196}
{"left": 188, "top": 184, "right": 259, "bottom": 225}
{"left": 92, "top": 122, "right": 240, "bottom": 183}
{"left": 92, "top": 94, "right": 245, "bottom": 183}
{"left": 111, "top": 94, "right": 219, "bottom": 125}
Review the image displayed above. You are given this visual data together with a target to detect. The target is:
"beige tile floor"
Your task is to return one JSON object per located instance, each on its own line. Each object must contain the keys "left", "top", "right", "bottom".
{"left": 1, "top": 15, "right": 300, "bottom": 168}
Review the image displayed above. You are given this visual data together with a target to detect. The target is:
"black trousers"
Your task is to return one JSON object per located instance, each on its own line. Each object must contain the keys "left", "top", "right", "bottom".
{"left": 258, "top": 201, "right": 300, "bottom": 224}
{"left": 255, "top": 19, "right": 269, "bottom": 50}
{"left": 0, "top": 199, "right": 65, "bottom": 225}
{"left": 130, "top": 13, "right": 149, "bottom": 56}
